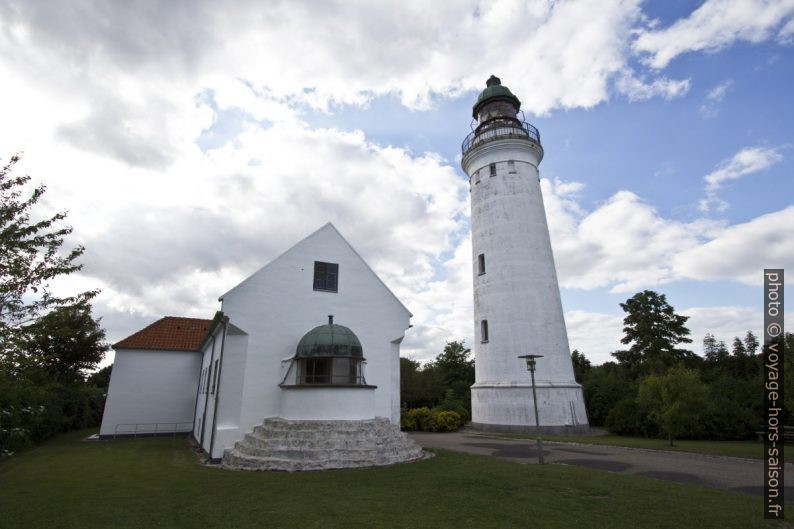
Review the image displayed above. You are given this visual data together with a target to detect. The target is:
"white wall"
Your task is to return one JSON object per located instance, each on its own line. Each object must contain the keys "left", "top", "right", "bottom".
{"left": 463, "top": 137, "right": 588, "bottom": 428}
{"left": 220, "top": 223, "right": 411, "bottom": 446}
{"left": 100, "top": 348, "right": 202, "bottom": 436}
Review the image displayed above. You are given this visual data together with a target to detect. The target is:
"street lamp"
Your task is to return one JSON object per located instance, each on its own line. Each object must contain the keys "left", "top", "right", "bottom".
{"left": 518, "top": 354, "right": 544, "bottom": 464}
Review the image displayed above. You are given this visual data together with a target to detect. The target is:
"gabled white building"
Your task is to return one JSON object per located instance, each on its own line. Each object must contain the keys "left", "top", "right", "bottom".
{"left": 100, "top": 223, "right": 423, "bottom": 469}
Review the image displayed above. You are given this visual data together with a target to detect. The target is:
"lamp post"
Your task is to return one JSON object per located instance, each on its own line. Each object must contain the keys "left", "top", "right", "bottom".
{"left": 518, "top": 354, "right": 544, "bottom": 464}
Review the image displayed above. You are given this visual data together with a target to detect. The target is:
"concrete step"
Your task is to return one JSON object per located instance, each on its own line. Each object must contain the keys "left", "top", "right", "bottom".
{"left": 221, "top": 417, "right": 425, "bottom": 472}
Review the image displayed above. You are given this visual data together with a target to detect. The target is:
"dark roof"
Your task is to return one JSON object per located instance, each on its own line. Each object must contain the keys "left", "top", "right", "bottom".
{"left": 295, "top": 316, "right": 363, "bottom": 358}
{"left": 114, "top": 317, "right": 212, "bottom": 351}
{"left": 472, "top": 75, "right": 521, "bottom": 117}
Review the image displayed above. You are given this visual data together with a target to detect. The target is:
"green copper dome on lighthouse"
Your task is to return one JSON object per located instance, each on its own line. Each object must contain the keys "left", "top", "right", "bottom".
{"left": 472, "top": 75, "right": 521, "bottom": 118}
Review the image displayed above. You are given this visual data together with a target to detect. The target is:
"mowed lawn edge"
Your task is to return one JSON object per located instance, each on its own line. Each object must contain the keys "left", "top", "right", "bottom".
{"left": 472, "top": 432, "right": 792, "bottom": 462}
{"left": 0, "top": 429, "right": 790, "bottom": 529}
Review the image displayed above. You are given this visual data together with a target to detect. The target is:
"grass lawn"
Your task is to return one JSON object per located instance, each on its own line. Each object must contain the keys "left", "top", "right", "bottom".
{"left": 474, "top": 433, "right": 793, "bottom": 462}
{"left": 0, "top": 429, "right": 790, "bottom": 529}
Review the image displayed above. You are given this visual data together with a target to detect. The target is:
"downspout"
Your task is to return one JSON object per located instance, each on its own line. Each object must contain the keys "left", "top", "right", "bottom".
{"left": 209, "top": 316, "right": 229, "bottom": 461}
{"left": 199, "top": 335, "right": 216, "bottom": 449}
{"left": 191, "top": 348, "right": 203, "bottom": 444}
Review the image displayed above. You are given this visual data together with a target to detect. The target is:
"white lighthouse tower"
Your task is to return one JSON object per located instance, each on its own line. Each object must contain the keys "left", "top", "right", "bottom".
{"left": 462, "top": 76, "right": 588, "bottom": 433}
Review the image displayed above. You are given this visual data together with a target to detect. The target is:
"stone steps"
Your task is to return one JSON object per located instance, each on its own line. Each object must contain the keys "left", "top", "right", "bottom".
{"left": 221, "top": 417, "right": 425, "bottom": 472}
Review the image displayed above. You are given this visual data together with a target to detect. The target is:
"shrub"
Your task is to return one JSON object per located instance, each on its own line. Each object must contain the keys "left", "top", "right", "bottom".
{"left": 431, "top": 410, "right": 462, "bottom": 432}
{"left": 400, "top": 407, "right": 463, "bottom": 432}
{"left": 605, "top": 397, "right": 656, "bottom": 437}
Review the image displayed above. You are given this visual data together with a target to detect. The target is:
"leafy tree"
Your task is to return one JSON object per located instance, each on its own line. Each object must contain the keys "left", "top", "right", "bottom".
{"left": 582, "top": 363, "right": 634, "bottom": 427}
{"left": 571, "top": 349, "right": 591, "bottom": 383}
{"left": 637, "top": 367, "right": 709, "bottom": 445}
{"left": 14, "top": 303, "right": 109, "bottom": 384}
{"left": 400, "top": 357, "right": 435, "bottom": 409}
{"left": 430, "top": 341, "right": 474, "bottom": 406}
{"left": 703, "top": 333, "right": 728, "bottom": 363}
{"left": 400, "top": 341, "right": 475, "bottom": 418}
{"left": 0, "top": 154, "right": 98, "bottom": 346}
{"left": 744, "top": 330, "right": 759, "bottom": 355}
{"left": 731, "top": 337, "right": 746, "bottom": 356}
{"left": 612, "top": 290, "right": 693, "bottom": 376}
{"left": 87, "top": 365, "right": 112, "bottom": 389}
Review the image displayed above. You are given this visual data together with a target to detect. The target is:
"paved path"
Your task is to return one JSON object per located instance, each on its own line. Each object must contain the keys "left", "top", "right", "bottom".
{"left": 408, "top": 431, "right": 794, "bottom": 498}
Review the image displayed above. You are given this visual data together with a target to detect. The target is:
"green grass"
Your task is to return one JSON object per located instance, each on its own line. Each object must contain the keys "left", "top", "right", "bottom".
{"left": 0, "top": 429, "right": 790, "bottom": 529}
{"left": 473, "top": 433, "right": 794, "bottom": 462}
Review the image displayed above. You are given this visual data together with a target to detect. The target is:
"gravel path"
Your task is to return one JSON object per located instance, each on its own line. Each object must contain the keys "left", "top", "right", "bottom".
{"left": 408, "top": 431, "right": 794, "bottom": 498}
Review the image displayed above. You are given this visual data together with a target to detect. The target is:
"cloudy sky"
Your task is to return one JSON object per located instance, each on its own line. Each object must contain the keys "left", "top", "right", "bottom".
{"left": 1, "top": 0, "right": 792, "bottom": 366}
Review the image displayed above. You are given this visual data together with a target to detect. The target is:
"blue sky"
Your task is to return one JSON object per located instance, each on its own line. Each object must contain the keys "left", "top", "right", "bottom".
{"left": 1, "top": 0, "right": 792, "bottom": 365}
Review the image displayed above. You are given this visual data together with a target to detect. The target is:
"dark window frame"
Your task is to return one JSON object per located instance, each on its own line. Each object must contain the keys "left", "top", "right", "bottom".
{"left": 481, "top": 320, "right": 489, "bottom": 343}
{"left": 211, "top": 359, "right": 219, "bottom": 394}
{"left": 478, "top": 253, "right": 485, "bottom": 275}
{"left": 313, "top": 261, "right": 339, "bottom": 292}
{"left": 489, "top": 163, "right": 496, "bottom": 176}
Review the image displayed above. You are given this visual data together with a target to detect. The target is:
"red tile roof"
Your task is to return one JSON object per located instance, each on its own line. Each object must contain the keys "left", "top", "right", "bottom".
{"left": 114, "top": 317, "right": 212, "bottom": 351}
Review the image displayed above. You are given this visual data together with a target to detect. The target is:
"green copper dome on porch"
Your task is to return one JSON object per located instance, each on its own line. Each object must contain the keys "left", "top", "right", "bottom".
{"left": 295, "top": 315, "right": 363, "bottom": 358}
{"left": 472, "top": 75, "right": 522, "bottom": 118}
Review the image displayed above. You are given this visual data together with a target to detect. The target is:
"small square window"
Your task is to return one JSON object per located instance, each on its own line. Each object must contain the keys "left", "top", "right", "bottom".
{"left": 489, "top": 163, "right": 496, "bottom": 176}
{"left": 313, "top": 261, "right": 339, "bottom": 292}
{"left": 478, "top": 253, "right": 485, "bottom": 275}
{"left": 481, "top": 320, "right": 489, "bottom": 343}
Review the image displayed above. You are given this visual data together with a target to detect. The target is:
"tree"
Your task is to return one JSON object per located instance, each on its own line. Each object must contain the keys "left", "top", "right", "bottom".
{"left": 87, "top": 365, "right": 112, "bottom": 389}
{"left": 15, "top": 302, "right": 109, "bottom": 384}
{"left": 612, "top": 290, "right": 693, "bottom": 376}
{"left": 637, "top": 367, "right": 709, "bottom": 445}
{"left": 731, "top": 337, "right": 746, "bottom": 356}
{"left": 0, "top": 154, "right": 97, "bottom": 346}
{"left": 703, "top": 333, "right": 728, "bottom": 363}
{"left": 428, "top": 341, "right": 475, "bottom": 415}
{"left": 743, "top": 331, "right": 759, "bottom": 355}
{"left": 571, "top": 349, "right": 591, "bottom": 383}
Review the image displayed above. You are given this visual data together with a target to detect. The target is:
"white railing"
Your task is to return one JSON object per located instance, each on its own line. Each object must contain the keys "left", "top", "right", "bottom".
{"left": 112, "top": 422, "right": 193, "bottom": 438}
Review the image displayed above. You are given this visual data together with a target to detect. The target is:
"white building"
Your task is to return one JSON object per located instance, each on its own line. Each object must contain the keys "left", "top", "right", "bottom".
{"left": 100, "top": 223, "right": 423, "bottom": 469}
{"left": 461, "top": 76, "right": 589, "bottom": 433}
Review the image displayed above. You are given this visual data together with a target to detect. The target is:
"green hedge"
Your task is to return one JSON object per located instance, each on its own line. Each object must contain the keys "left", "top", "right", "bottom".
{"left": 400, "top": 407, "right": 463, "bottom": 432}
{"left": 0, "top": 374, "right": 105, "bottom": 458}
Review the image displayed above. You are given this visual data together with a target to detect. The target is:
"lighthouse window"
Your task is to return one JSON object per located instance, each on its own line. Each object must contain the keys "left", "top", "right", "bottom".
{"left": 481, "top": 320, "right": 489, "bottom": 343}
{"left": 489, "top": 163, "right": 496, "bottom": 176}
{"left": 508, "top": 160, "right": 516, "bottom": 173}
{"left": 313, "top": 261, "right": 339, "bottom": 292}
{"left": 478, "top": 254, "right": 485, "bottom": 275}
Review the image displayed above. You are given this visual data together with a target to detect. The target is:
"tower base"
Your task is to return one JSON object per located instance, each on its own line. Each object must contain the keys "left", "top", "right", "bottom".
{"left": 471, "top": 382, "right": 589, "bottom": 434}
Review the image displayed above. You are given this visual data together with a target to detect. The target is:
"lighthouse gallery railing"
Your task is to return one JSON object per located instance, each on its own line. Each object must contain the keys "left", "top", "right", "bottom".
{"left": 461, "top": 120, "right": 541, "bottom": 157}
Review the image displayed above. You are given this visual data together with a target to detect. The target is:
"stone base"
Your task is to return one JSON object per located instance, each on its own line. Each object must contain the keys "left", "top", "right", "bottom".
{"left": 221, "top": 417, "right": 425, "bottom": 472}
{"left": 471, "top": 382, "right": 589, "bottom": 432}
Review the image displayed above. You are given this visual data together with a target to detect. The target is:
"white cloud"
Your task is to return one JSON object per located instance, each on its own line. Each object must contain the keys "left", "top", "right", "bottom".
{"left": 543, "top": 181, "right": 720, "bottom": 293}
{"left": 704, "top": 146, "right": 785, "bottom": 191}
{"left": 699, "top": 145, "right": 785, "bottom": 212}
{"left": 673, "top": 206, "right": 794, "bottom": 285}
{"left": 634, "top": 0, "right": 794, "bottom": 69}
{"left": 699, "top": 79, "right": 733, "bottom": 118}
{"left": 615, "top": 71, "right": 691, "bottom": 101}
{"left": 564, "top": 310, "right": 624, "bottom": 365}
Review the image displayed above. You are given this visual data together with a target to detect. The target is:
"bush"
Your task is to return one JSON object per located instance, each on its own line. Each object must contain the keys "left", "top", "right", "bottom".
{"left": 400, "top": 407, "right": 463, "bottom": 432}
{"left": 605, "top": 397, "right": 657, "bottom": 437}
{"left": 431, "top": 410, "right": 463, "bottom": 432}
{"left": 437, "top": 390, "right": 470, "bottom": 423}
{"left": 0, "top": 372, "right": 106, "bottom": 458}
